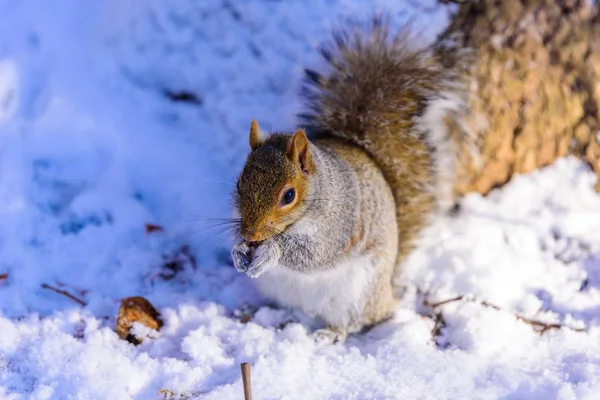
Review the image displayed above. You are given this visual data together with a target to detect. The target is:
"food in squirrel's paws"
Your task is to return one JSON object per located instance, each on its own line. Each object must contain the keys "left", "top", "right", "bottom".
{"left": 246, "top": 241, "right": 260, "bottom": 259}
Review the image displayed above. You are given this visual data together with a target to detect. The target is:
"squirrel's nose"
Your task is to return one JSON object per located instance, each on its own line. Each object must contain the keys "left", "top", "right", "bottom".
{"left": 242, "top": 229, "right": 262, "bottom": 243}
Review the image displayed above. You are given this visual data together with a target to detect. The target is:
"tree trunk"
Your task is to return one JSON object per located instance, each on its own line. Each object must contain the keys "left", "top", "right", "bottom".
{"left": 437, "top": 0, "right": 600, "bottom": 195}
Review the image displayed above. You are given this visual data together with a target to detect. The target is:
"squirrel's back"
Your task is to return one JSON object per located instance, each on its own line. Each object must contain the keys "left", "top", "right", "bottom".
{"left": 300, "top": 16, "right": 467, "bottom": 261}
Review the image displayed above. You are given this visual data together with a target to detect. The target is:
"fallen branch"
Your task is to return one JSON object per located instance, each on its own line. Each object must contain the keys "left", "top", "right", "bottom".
{"left": 430, "top": 311, "right": 446, "bottom": 340}
{"left": 479, "top": 299, "right": 586, "bottom": 335}
{"left": 157, "top": 389, "right": 203, "bottom": 399}
{"left": 241, "top": 362, "right": 252, "bottom": 400}
{"left": 41, "top": 283, "right": 87, "bottom": 306}
{"left": 424, "top": 295, "right": 465, "bottom": 308}
{"left": 424, "top": 294, "right": 586, "bottom": 335}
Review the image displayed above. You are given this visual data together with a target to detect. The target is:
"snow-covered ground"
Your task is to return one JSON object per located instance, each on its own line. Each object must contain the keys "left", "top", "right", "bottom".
{"left": 1, "top": 1, "right": 599, "bottom": 399}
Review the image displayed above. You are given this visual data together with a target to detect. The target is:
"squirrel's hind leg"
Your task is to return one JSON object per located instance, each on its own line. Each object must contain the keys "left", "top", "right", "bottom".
{"left": 310, "top": 326, "right": 348, "bottom": 345}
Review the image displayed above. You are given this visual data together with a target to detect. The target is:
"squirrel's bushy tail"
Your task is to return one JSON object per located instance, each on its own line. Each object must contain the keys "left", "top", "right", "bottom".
{"left": 300, "top": 16, "right": 468, "bottom": 260}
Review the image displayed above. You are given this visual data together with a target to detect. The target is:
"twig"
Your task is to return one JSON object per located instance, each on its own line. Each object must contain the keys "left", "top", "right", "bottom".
{"left": 0, "top": 273, "right": 8, "bottom": 282}
{"left": 162, "top": 89, "right": 202, "bottom": 105}
{"left": 157, "top": 389, "right": 197, "bottom": 399}
{"left": 157, "top": 388, "right": 208, "bottom": 399}
{"left": 422, "top": 294, "right": 466, "bottom": 345}
{"left": 423, "top": 294, "right": 466, "bottom": 308}
{"left": 240, "top": 362, "right": 252, "bottom": 400}
{"left": 424, "top": 294, "right": 586, "bottom": 335}
{"left": 41, "top": 283, "right": 87, "bottom": 306}
{"left": 430, "top": 311, "right": 446, "bottom": 339}
{"left": 478, "top": 300, "right": 584, "bottom": 334}
{"left": 145, "top": 223, "right": 165, "bottom": 233}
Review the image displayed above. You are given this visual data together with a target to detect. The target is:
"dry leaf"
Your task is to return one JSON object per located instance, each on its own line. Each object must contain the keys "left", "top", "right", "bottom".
{"left": 116, "top": 296, "right": 163, "bottom": 345}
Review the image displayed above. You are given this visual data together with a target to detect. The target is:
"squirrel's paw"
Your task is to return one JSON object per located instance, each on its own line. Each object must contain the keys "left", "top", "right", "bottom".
{"left": 232, "top": 240, "right": 279, "bottom": 278}
{"left": 246, "top": 244, "right": 278, "bottom": 279}
{"left": 310, "top": 328, "right": 347, "bottom": 346}
{"left": 231, "top": 242, "right": 252, "bottom": 273}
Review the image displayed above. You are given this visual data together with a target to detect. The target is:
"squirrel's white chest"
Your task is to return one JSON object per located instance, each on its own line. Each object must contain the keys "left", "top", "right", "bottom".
{"left": 253, "top": 254, "right": 375, "bottom": 328}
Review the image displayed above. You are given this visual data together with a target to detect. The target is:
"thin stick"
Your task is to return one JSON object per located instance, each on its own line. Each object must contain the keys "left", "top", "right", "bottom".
{"left": 423, "top": 294, "right": 466, "bottom": 308}
{"left": 240, "top": 362, "right": 252, "bottom": 400}
{"left": 478, "top": 300, "right": 584, "bottom": 334}
{"left": 424, "top": 294, "right": 585, "bottom": 335}
{"left": 41, "top": 283, "right": 87, "bottom": 306}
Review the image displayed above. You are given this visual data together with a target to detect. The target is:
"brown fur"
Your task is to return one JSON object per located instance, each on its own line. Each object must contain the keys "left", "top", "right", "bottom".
{"left": 300, "top": 16, "right": 462, "bottom": 262}
{"left": 235, "top": 126, "right": 315, "bottom": 243}
{"left": 231, "top": 17, "right": 465, "bottom": 341}
{"left": 249, "top": 119, "right": 263, "bottom": 151}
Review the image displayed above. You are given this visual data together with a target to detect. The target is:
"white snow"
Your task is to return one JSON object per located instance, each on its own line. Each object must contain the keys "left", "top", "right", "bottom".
{"left": 1, "top": 0, "right": 599, "bottom": 399}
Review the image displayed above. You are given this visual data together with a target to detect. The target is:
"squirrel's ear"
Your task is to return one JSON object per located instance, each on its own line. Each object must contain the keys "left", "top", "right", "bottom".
{"left": 249, "top": 119, "right": 263, "bottom": 151}
{"left": 287, "top": 129, "right": 315, "bottom": 175}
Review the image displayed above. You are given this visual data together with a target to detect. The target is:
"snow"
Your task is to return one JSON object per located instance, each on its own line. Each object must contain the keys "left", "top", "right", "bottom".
{"left": 0, "top": 1, "right": 599, "bottom": 399}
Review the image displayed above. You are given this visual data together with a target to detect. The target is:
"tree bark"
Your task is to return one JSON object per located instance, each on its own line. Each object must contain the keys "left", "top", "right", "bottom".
{"left": 437, "top": 0, "right": 600, "bottom": 195}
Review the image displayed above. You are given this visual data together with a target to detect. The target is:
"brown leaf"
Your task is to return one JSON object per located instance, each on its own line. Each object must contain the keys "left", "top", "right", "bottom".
{"left": 116, "top": 296, "right": 163, "bottom": 345}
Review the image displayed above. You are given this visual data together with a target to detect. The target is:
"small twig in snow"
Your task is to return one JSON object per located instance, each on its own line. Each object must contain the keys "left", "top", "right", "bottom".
{"left": 430, "top": 311, "right": 447, "bottom": 339}
{"left": 162, "top": 89, "right": 202, "bottom": 105}
{"left": 478, "top": 300, "right": 585, "bottom": 335}
{"left": 424, "top": 294, "right": 586, "bottom": 335}
{"left": 41, "top": 283, "right": 87, "bottom": 306}
{"left": 241, "top": 362, "right": 253, "bottom": 400}
{"left": 145, "top": 223, "right": 165, "bottom": 233}
{"left": 423, "top": 294, "right": 467, "bottom": 308}
{"left": 157, "top": 388, "right": 208, "bottom": 399}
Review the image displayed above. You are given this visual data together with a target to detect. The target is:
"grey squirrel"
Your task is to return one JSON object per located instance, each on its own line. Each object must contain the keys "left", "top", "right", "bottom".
{"left": 230, "top": 17, "right": 467, "bottom": 343}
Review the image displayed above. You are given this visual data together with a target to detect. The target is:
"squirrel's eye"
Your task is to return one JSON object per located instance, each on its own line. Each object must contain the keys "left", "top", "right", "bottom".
{"left": 281, "top": 188, "right": 295, "bottom": 205}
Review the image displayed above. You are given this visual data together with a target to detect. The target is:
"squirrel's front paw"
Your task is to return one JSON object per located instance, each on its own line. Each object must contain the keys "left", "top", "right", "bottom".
{"left": 246, "top": 243, "right": 279, "bottom": 279}
{"left": 231, "top": 242, "right": 252, "bottom": 273}
{"left": 231, "top": 240, "right": 279, "bottom": 278}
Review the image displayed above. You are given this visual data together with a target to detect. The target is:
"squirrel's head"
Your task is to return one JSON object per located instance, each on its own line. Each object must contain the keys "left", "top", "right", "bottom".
{"left": 234, "top": 119, "right": 316, "bottom": 244}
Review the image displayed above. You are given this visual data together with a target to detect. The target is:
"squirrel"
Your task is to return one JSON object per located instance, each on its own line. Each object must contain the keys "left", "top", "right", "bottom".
{"left": 230, "top": 17, "right": 468, "bottom": 343}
